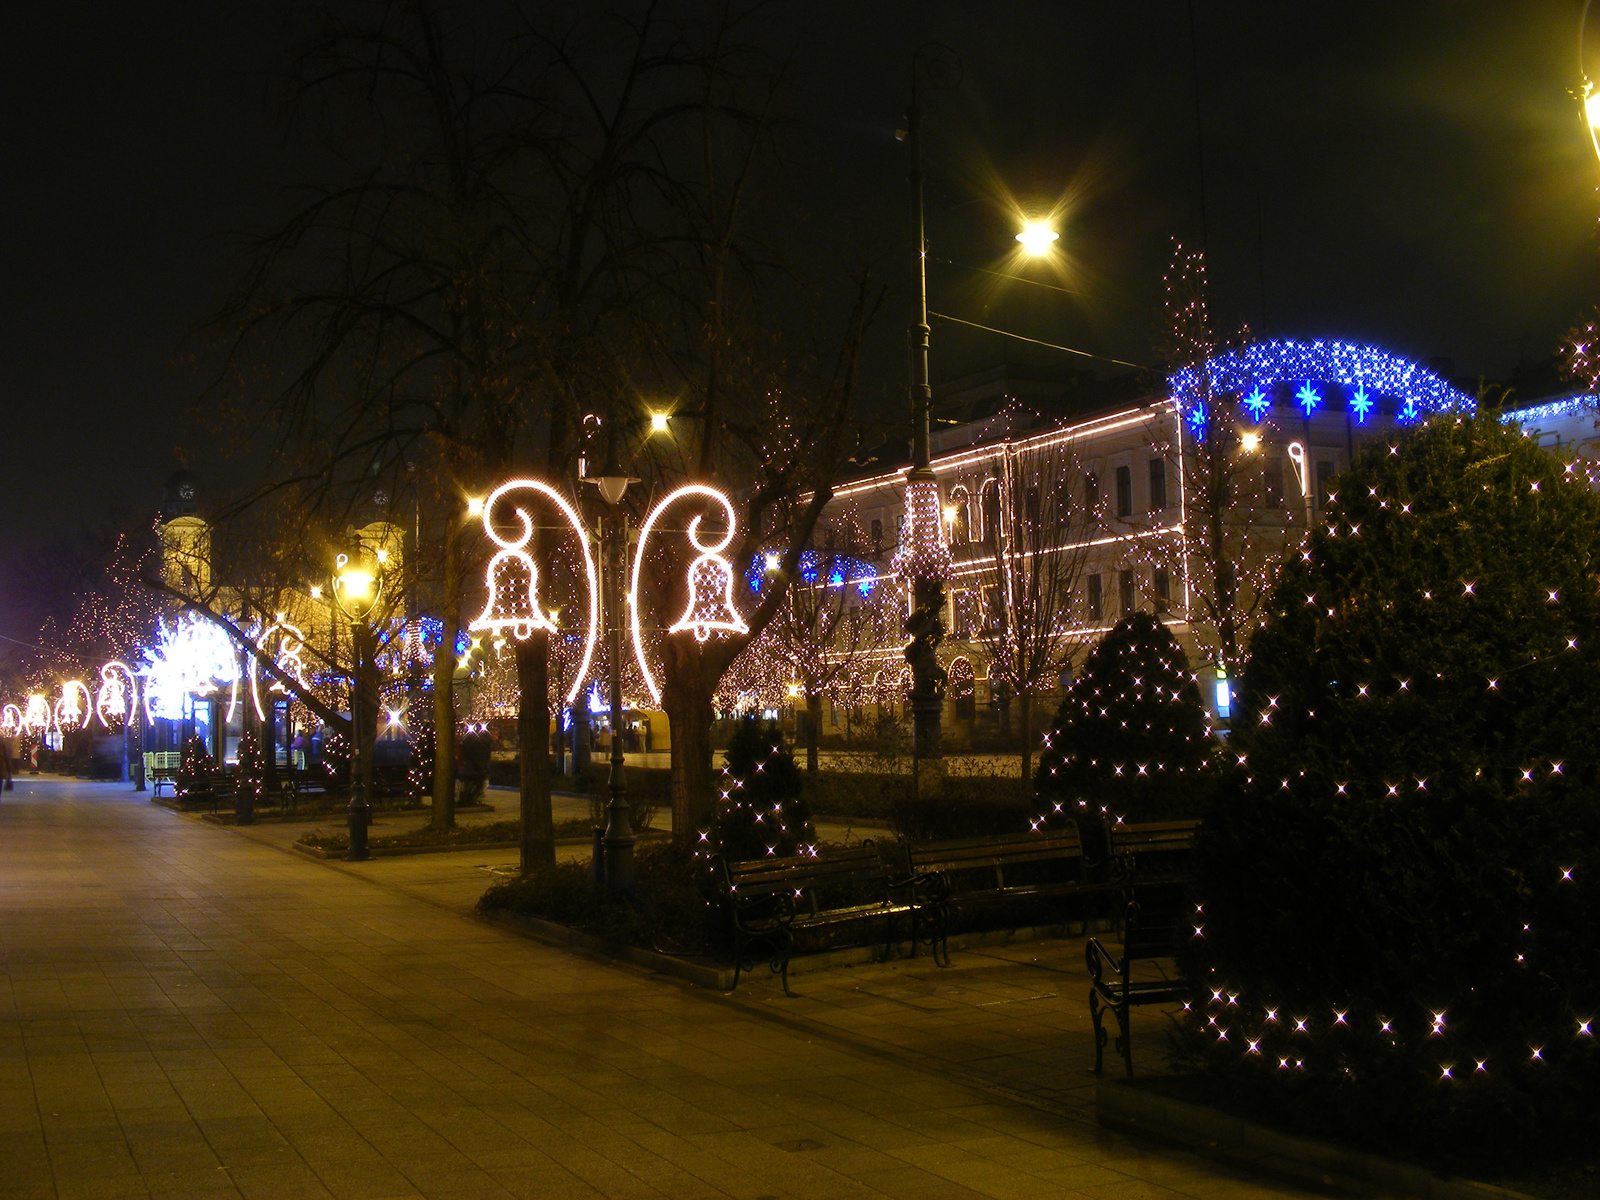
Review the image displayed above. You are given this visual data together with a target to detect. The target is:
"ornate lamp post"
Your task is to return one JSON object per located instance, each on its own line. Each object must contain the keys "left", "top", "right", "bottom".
{"left": 332, "top": 543, "right": 384, "bottom": 862}
{"left": 585, "top": 420, "right": 640, "bottom": 896}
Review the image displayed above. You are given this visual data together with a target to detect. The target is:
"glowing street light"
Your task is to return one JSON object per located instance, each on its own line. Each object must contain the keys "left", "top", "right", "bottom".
{"left": 1015, "top": 220, "right": 1059, "bottom": 256}
{"left": 649, "top": 411, "right": 671, "bottom": 434}
{"left": 1241, "top": 431, "right": 1262, "bottom": 453}
{"left": 332, "top": 543, "right": 386, "bottom": 861}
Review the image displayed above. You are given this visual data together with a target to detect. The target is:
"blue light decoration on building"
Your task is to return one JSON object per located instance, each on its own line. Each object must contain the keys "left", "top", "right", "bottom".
{"left": 1168, "top": 339, "right": 1473, "bottom": 430}
{"left": 746, "top": 551, "right": 877, "bottom": 597}
{"left": 1501, "top": 394, "right": 1597, "bottom": 426}
{"left": 1349, "top": 384, "right": 1373, "bottom": 423}
{"left": 1295, "top": 381, "right": 1322, "bottom": 416}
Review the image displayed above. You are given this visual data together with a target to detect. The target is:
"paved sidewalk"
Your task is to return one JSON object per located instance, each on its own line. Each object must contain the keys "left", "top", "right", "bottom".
{"left": 2, "top": 777, "right": 1320, "bottom": 1199}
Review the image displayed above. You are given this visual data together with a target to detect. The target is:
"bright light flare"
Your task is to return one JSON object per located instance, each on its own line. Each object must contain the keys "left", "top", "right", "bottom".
{"left": 1015, "top": 220, "right": 1059, "bottom": 256}
{"left": 650, "top": 412, "right": 670, "bottom": 434}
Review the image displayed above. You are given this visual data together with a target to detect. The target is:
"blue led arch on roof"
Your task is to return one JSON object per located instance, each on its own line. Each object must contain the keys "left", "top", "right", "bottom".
{"left": 1169, "top": 339, "right": 1474, "bottom": 431}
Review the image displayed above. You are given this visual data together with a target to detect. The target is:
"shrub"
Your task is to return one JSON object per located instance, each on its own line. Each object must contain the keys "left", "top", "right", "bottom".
{"left": 1180, "top": 412, "right": 1600, "bottom": 1170}
{"left": 892, "top": 773, "right": 1032, "bottom": 841}
{"left": 478, "top": 840, "right": 727, "bottom": 957}
{"left": 1034, "top": 611, "right": 1213, "bottom": 826}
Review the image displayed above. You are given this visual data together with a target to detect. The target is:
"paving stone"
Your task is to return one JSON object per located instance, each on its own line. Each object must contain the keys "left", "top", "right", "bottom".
{"left": 0, "top": 779, "right": 1327, "bottom": 1200}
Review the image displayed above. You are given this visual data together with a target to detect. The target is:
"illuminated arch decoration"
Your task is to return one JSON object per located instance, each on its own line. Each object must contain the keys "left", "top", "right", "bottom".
{"left": 631, "top": 485, "right": 747, "bottom": 705}
{"left": 468, "top": 479, "right": 599, "bottom": 705}
{"left": 141, "top": 613, "right": 240, "bottom": 722}
{"left": 947, "top": 656, "right": 976, "bottom": 701}
{"left": 1, "top": 704, "right": 21, "bottom": 736}
{"left": 1170, "top": 339, "right": 1473, "bottom": 433}
{"left": 95, "top": 661, "right": 139, "bottom": 728}
{"left": 248, "top": 622, "right": 308, "bottom": 721}
{"left": 54, "top": 681, "right": 93, "bottom": 732}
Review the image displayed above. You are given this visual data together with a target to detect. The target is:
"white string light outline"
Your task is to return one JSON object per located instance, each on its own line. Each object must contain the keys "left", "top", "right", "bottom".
{"left": 631, "top": 484, "right": 745, "bottom": 705}
{"left": 474, "top": 479, "right": 599, "bottom": 705}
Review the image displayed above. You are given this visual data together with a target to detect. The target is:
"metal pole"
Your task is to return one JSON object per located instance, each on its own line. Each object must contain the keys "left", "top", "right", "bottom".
{"left": 600, "top": 505, "right": 635, "bottom": 894}
{"left": 905, "top": 74, "right": 946, "bottom": 780}
{"left": 346, "top": 622, "right": 371, "bottom": 861}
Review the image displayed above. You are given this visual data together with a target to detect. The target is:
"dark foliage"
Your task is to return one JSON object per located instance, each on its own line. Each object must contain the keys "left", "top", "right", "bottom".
{"left": 1034, "top": 611, "right": 1213, "bottom": 825}
{"left": 477, "top": 841, "right": 728, "bottom": 957}
{"left": 1179, "top": 413, "right": 1600, "bottom": 1170}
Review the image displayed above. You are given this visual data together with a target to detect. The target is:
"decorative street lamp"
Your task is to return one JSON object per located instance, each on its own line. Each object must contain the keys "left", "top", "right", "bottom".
{"left": 585, "top": 418, "right": 641, "bottom": 895}
{"left": 332, "top": 542, "right": 385, "bottom": 862}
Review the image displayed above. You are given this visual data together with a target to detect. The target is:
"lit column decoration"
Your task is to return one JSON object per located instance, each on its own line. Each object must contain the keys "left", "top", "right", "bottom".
{"left": 248, "top": 622, "right": 308, "bottom": 721}
{"left": 1, "top": 704, "right": 22, "bottom": 737}
{"left": 24, "top": 694, "right": 51, "bottom": 734}
{"left": 332, "top": 546, "right": 385, "bottom": 862}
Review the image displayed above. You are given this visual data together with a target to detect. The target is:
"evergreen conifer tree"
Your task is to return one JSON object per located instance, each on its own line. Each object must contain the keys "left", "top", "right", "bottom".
{"left": 1034, "top": 612, "right": 1210, "bottom": 826}
{"left": 707, "top": 717, "right": 814, "bottom": 861}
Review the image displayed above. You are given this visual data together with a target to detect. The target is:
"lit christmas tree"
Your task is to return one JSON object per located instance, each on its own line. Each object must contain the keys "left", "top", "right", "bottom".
{"left": 235, "top": 729, "right": 264, "bottom": 818}
{"left": 1034, "top": 611, "right": 1210, "bottom": 826}
{"left": 406, "top": 720, "right": 435, "bottom": 799}
{"left": 705, "top": 717, "right": 815, "bottom": 861}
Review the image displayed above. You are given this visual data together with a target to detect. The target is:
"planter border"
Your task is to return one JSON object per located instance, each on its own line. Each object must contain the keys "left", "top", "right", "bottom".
{"left": 1095, "top": 1077, "right": 1535, "bottom": 1200}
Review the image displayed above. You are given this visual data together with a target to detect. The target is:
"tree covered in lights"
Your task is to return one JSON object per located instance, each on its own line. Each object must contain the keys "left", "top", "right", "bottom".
{"left": 706, "top": 717, "right": 814, "bottom": 862}
{"left": 1034, "top": 612, "right": 1209, "bottom": 825}
{"left": 1182, "top": 412, "right": 1600, "bottom": 1166}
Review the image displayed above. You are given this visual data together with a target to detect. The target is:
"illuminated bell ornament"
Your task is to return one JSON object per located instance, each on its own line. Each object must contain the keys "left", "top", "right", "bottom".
{"left": 471, "top": 550, "right": 556, "bottom": 640}
{"left": 673, "top": 552, "right": 749, "bottom": 642}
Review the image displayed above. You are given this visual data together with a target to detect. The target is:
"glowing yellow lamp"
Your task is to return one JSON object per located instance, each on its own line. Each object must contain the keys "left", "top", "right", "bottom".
{"left": 650, "top": 412, "right": 670, "bottom": 433}
{"left": 1015, "top": 220, "right": 1059, "bottom": 256}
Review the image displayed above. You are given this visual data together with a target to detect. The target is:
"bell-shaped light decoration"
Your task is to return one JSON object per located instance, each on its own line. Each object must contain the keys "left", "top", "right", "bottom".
{"left": 471, "top": 550, "right": 557, "bottom": 640}
{"left": 670, "top": 551, "right": 749, "bottom": 642}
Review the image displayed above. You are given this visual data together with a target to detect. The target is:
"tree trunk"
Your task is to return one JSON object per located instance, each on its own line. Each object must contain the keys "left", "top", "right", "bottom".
{"left": 572, "top": 690, "right": 591, "bottom": 777}
{"left": 516, "top": 632, "right": 554, "bottom": 872}
{"left": 805, "top": 692, "right": 822, "bottom": 774}
{"left": 432, "top": 525, "right": 460, "bottom": 830}
{"left": 1018, "top": 690, "right": 1032, "bottom": 784}
{"left": 664, "top": 674, "right": 715, "bottom": 848}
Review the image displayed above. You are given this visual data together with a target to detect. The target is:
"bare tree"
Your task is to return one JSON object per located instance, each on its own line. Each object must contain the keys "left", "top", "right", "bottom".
{"left": 966, "top": 434, "right": 1100, "bottom": 780}
{"left": 765, "top": 514, "right": 894, "bottom": 773}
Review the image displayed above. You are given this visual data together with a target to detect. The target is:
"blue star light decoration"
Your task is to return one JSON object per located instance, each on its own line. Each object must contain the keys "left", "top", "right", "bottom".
{"left": 1349, "top": 384, "right": 1373, "bottom": 423}
{"left": 1168, "top": 339, "right": 1473, "bottom": 430}
{"left": 1186, "top": 397, "right": 1209, "bottom": 437}
{"left": 1295, "top": 382, "right": 1322, "bottom": 416}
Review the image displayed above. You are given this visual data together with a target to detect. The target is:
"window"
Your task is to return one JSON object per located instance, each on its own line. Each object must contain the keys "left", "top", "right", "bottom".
{"left": 870, "top": 518, "right": 883, "bottom": 555}
{"left": 1316, "top": 460, "right": 1335, "bottom": 511}
{"left": 1084, "top": 472, "right": 1099, "bottom": 515}
{"left": 981, "top": 479, "right": 1002, "bottom": 543}
{"left": 946, "top": 487, "right": 970, "bottom": 545}
{"left": 1148, "top": 458, "right": 1167, "bottom": 510}
{"left": 1153, "top": 568, "right": 1171, "bottom": 612}
{"left": 1264, "top": 462, "right": 1284, "bottom": 509}
{"left": 1120, "top": 568, "right": 1136, "bottom": 615}
{"left": 1115, "top": 465, "right": 1132, "bottom": 517}
{"left": 985, "top": 585, "right": 1008, "bottom": 634}
{"left": 1087, "top": 574, "right": 1103, "bottom": 621}
{"left": 1024, "top": 485, "right": 1041, "bottom": 527}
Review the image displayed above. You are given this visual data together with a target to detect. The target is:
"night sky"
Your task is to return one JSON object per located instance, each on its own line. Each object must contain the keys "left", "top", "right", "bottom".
{"left": 3, "top": 0, "right": 1596, "bottom": 566}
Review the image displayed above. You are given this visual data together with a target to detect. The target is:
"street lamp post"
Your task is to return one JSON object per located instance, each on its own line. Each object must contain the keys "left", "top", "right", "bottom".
{"left": 586, "top": 420, "right": 640, "bottom": 895}
{"left": 902, "top": 50, "right": 952, "bottom": 789}
{"left": 333, "top": 544, "right": 384, "bottom": 862}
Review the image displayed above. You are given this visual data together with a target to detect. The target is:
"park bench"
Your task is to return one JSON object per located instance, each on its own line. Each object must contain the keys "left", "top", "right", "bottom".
{"left": 1108, "top": 818, "right": 1199, "bottom": 885}
{"left": 143, "top": 751, "right": 181, "bottom": 796}
{"left": 715, "top": 843, "right": 914, "bottom": 995}
{"left": 1087, "top": 880, "right": 1196, "bottom": 1077}
{"left": 904, "top": 824, "right": 1119, "bottom": 966}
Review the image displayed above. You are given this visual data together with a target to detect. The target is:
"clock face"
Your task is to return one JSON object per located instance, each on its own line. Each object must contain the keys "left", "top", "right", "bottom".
{"left": 374, "top": 489, "right": 390, "bottom": 507}
{"left": 178, "top": 484, "right": 195, "bottom": 501}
